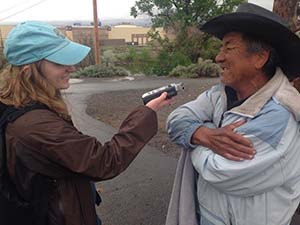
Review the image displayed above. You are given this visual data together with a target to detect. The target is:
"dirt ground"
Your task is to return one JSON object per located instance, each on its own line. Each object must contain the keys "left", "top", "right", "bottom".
{"left": 86, "top": 77, "right": 219, "bottom": 158}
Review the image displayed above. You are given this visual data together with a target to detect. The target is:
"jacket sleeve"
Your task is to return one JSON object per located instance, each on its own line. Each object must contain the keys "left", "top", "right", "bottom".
{"left": 7, "top": 105, "right": 157, "bottom": 181}
{"left": 166, "top": 86, "right": 221, "bottom": 150}
{"left": 191, "top": 105, "right": 300, "bottom": 197}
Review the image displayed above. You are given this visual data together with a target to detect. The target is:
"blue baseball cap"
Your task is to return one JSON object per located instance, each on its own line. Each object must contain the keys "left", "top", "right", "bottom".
{"left": 4, "top": 21, "right": 91, "bottom": 66}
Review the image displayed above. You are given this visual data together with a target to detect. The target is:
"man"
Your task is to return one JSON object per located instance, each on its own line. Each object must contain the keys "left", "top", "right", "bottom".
{"left": 166, "top": 3, "right": 300, "bottom": 225}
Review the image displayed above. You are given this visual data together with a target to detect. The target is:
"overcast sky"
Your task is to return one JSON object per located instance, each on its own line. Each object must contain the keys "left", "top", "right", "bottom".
{"left": 0, "top": 0, "right": 274, "bottom": 23}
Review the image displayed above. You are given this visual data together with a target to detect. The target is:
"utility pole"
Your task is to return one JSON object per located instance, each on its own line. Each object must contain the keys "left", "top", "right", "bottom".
{"left": 0, "top": 29, "right": 3, "bottom": 52}
{"left": 93, "top": 0, "right": 100, "bottom": 64}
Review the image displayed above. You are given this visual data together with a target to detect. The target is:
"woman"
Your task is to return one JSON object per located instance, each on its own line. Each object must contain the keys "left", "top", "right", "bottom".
{"left": 0, "top": 21, "right": 171, "bottom": 225}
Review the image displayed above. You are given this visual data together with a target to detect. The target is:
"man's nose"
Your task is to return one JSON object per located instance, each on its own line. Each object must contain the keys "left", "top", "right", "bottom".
{"left": 215, "top": 50, "right": 225, "bottom": 63}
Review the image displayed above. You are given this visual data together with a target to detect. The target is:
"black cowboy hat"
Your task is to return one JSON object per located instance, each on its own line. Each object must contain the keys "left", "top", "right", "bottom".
{"left": 201, "top": 3, "right": 300, "bottom": 79}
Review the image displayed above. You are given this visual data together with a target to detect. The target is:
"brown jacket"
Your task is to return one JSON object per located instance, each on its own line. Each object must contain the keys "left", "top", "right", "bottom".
{"left": 5, "top": 105, "right": 158, "bottom": 225}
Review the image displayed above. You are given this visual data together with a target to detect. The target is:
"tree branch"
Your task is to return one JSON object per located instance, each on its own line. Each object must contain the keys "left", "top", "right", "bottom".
{"left": 273, "top": 0, "right": 300, "bottom": 32}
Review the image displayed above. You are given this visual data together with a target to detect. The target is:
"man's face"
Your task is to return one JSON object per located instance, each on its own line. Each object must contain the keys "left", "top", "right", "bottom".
{"left": 215, "top": 32, "right": 259, "bottom": 89}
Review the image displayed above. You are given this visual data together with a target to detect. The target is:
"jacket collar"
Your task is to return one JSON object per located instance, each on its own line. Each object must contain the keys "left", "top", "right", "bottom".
{"left": 229, "top": 68, "right": 300, "bottom": 121}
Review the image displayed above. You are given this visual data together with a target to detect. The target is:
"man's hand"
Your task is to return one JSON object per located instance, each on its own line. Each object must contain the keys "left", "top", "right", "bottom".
{"left": 191, "top": 120, "right": 256, "bottom": 161}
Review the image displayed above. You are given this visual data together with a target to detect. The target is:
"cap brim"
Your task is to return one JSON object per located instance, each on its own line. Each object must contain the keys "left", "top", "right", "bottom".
{"left": 201, "top": 13, "right": 300, "bottom": 79}
{"left": 45, "top": 41, "right": 91, "bottom": 65}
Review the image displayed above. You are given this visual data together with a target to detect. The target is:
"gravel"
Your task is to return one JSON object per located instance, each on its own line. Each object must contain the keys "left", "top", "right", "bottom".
{"left": 86, "top": 77, "right": 219, "bottom": 158}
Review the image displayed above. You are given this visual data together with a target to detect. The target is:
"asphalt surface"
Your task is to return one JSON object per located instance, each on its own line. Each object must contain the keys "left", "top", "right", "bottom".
{"left": 65, "top": 77, "right": 300, "bottom": 225}
{"left": 65, "top": 77, "right": 182, "bottom": 225}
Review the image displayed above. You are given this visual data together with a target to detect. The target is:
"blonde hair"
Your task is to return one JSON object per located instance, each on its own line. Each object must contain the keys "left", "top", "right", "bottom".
{"left": 0, "top": 63, "right": 71, "bottom": 121}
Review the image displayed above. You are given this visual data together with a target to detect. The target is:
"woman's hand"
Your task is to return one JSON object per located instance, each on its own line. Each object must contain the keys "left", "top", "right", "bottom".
{"left": 146, "top": 92, "right": 172, "bottom": 111}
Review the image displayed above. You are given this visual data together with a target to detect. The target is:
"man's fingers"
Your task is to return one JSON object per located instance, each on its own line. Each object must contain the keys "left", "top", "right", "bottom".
{"left": 215, "top": 129, "right": 252, "bottom": 148}
{"left": 225, "top": 120, "right": 254, "bottom": 147}
{"left": 223, "top": 153, "right": 245, "bottom": 161}
{"left": 234, "top": 143, "right": 255, "bottom": 155}
{"left": 226, "top": 147, "right": 255, "bottom": 160}
{"left": 216, "top": 146, "right": 254, "bottom": 161}
{"left": 212, "top": 136, "right": 255, "bottom": 160}
{"left": 220, "top": 124, "right": 253, "bottom": 148}
{"left": 229, "top": 132, "right": 253, "bottom": 148}
{"left": 227, "top": 120, "right": 246, "bottom": 129}
{"left": 201, "top": 123, "right": 256, "bottom": 160}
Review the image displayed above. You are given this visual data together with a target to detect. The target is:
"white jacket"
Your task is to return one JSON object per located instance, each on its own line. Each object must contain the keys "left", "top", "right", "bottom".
{"left": 166, "top": 69, "right": 300, "bottom": 225}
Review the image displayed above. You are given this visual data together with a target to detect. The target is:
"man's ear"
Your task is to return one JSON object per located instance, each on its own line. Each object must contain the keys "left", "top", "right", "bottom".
{"left": 254, "top": 50, "right": 270, "bottom": 70}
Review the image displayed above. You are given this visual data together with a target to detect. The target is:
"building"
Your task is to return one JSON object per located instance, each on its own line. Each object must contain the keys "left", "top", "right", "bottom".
{"left": 0, "top": 25, "right": 15, "bottom": 51}
{"left": 108, "top": 24, "right": 165, "bottom": 45}
{"left": 0, "top": 23, "right": 167, "bottom": 67}
{"left": 0, "top": 23, "right": 166, "bottom": 50}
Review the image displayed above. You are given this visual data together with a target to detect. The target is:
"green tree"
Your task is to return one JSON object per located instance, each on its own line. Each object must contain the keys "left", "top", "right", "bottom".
{"left": 130, "top": 0, "right": 245, "bottom": 76}
{"left": 131, "top": 0, "right": 245, "bottom": 31}
{"left": 273, "top": 0, "right": 300, "bottom": 32}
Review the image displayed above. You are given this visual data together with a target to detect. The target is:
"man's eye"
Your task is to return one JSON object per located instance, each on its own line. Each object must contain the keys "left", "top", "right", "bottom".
{"left": 226, "top": 46, "right": 235, "bottom": 50}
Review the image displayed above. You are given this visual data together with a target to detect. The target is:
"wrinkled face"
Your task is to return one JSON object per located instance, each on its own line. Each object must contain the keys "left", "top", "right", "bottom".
{"left": 39, "top": 60, "right": 76, "bottom": 90}
{"left": 215, "top": 32, "right": 259, "bottom": 89}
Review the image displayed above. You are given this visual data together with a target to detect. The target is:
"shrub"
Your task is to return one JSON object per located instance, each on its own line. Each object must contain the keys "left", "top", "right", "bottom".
{"left": 152, "top": 50, "right": 192, "bottom": 76}
{"left": 122, "top": 47, "right": 156, "bottom": 75}
{"left": 197, "top": 58, "right": 221, "bottom": 77}
{"left": 168, "top": 58, "right": 221, "bottom": 78}
{"left": 101, "top": 49, "right": 118, "bottom": 66}
{"left": 71, "top": 64, "right": 130, "bottom": 78}
{"left": 116, "top": 46, "right": 192, "bottom": 76}
{"left": 169, "top": 64, "right": 198, "bottom": 78}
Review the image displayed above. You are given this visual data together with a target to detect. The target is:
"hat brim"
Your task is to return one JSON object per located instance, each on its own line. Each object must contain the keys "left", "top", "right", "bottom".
{"left": 201, "top": 13, "right": 300, "bottom": 79}
{"left": 45, "top": 41, "right": 91, "bottom": 66}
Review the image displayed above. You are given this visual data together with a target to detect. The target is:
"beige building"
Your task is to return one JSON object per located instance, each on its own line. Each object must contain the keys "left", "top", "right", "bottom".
{"left": 0, "top": 23, "right": 166, "bottom": 49}
{"left": 62, "top": 26, "right": 109, "bottom": 42}
{"left": 108, "top": 24, "right": 165, "bottom": 45}
{"left": 0, "top": 25, "right": 15, "bottom": 50}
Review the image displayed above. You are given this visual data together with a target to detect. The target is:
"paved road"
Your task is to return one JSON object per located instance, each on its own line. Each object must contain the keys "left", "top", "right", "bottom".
{"left": 65, "top": 77, "right": 300, "bottom": 225}
{"left": 65, "top": 77, "right": 183, "bottom": 225}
